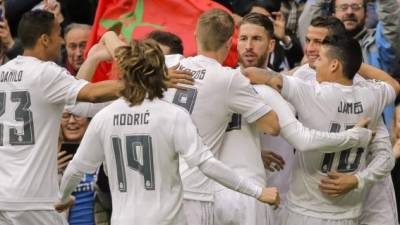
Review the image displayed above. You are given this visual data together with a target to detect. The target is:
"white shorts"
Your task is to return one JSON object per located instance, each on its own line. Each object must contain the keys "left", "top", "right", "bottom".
{"left": 0, "top": 210, "right": 67, "bottom": 225}
{"left": 213, "top": 187, "right": 272, "bottom": 225}
{"left": 360, "top": 175, "right": 398, "bottom": 225}
{"left": 278, "top": 206, "right": 359, "bottom": 225}
{"left": 183, "top": 199, "right": 213, "bottom": 225}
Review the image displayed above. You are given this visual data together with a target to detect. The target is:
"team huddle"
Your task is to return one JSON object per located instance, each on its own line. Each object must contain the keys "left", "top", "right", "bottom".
{"left": 0, "top": 7, "right": 398, "bottom": 225}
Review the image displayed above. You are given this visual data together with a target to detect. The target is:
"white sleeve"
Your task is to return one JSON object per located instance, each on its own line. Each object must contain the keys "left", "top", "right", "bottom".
{"left": 227, "top": 72, "right": 272, "bottom": 123}
{"left": 281, "top": 121, "right": 372, "bottom": 152}
{"left": 68, "top": 115, "right": 105, "bottom": 173}
{"left": 58, "top": 163, "right": 85, "bottom": 203}
{"left": 256, "top": 85, "right": 372, "bottom": 151}
{"left": 65, "top": 101, "right": 112, "bottom": 118}
{"left": 173, "top": 109, "right": 214, "bottom": 167}
{"left": 39, "top": 62, "right": 88, "bottom": 105}
{"left": 355, "top": 118, "right": 395, "bottom": 189}
{"left": 198, "top": 157, "right": 262, "bottom": 199}
{"left": 280, "top": 75, "right": 315, "bottom": 108}
{"left": 369, "top": 80, "right": 396, "bottom": 110}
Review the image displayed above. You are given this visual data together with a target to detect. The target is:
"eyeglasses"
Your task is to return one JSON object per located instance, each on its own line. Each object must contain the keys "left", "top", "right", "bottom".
{"left": 61, "top": 113, "right": 86, "bottom": 122}
{"left": 335, "top": 3, "right": 364, "bottom": 11}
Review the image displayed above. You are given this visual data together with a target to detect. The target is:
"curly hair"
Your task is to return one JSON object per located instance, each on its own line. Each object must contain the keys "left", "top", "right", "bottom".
{"left": 115, "top": 40, "right": 168, "bottom": 106}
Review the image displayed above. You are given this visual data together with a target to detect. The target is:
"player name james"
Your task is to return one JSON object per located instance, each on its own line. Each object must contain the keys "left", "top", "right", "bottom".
{"left": 0, "top": 70, "right": 23, "bottom": 83}
{"left": 176, "top": 64, "right": 206, "bottom": 80}
{"left": 113, "top": 112, "right": 150, "bottom": 126}
{"left": 337, "top": 101, "right": 363, "bottom": 114}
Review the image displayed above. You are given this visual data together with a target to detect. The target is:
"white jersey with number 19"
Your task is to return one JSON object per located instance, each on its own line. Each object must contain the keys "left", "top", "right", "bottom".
{"left": 0, "top": 56, "right": 87, "bottom": 210}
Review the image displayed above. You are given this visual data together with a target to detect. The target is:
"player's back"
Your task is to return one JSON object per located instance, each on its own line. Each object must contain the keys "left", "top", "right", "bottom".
{"left": 282, "top": 76, "right": 395, "bottom": 218}
{"left": 93, "top": 98, "right": 195, "bottom": 225}
{"left": 163, "top": 55, "right": 269, "bottom": 201}
{"left": 0, "top": 56, "right": 86, "bottom": 210}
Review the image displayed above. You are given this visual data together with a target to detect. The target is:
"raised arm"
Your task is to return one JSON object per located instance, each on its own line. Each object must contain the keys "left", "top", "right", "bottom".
{"left": 358, "top": 63, "right": 400, "bottom": 95}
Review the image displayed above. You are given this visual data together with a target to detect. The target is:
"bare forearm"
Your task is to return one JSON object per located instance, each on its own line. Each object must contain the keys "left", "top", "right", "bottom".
{"left": 76, "top": 57, "right": 101, "bottom": 81}
{"left": 102, "top": 31, "right": 127, "bottom": 59}
{"left": 358, "top": 63, "right": 400, "bottom": 94}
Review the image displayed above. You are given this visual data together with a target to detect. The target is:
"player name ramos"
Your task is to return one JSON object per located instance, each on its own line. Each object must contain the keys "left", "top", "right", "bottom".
{"left": 0, "top": 70, "right": 23, "bottom": 83}
{"left": 337, "top": 101, "right": 363, "bottom": 114}
{"left": 113, "top": 112, "right": 150, "bottom": 126}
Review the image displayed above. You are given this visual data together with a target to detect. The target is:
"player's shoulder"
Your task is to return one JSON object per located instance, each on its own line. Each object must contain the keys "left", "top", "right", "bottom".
{"left": 165, "top": 54, "right": 184, "bottom": 68}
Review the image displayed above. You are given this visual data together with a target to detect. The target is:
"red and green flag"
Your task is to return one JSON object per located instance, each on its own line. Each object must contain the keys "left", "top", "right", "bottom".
{"left": 86, "top": 0, "right": 238, "bottom": 82}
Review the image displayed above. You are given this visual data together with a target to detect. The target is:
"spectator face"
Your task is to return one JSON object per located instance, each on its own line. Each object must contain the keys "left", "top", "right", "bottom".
{"left": 46, "top": 21, "right": 64, "bottom": 62}
{"left": 61, "top": 112, "right": 89, "bottom": 142}
{"left": 334, "top": 0, "right": 366, "bottom": 32}
{"left": 305, "top": 26, "right": 328, "bottom": 68}
{"left": 238, "top": 23, "right": 275, "bottom": 68}
{"left": 65, "top": 28, "right": 90, "bottom": 71}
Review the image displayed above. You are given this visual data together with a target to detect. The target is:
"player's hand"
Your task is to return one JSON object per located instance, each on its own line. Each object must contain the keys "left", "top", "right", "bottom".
{"left": 355, "top": 117, "right": 370, "bottom": 129}
{"left": 0, "top": 20, "right": 15, "bottom": 49}
{"left": 261, "top": 150, "right": 285, "bottom": 171}
{"left": 319, "top": 172, "right": 358, "bottom": 197}
{"left": 242, "top": 67, "right": 269, "bottom": 85}
{"left": 87, "top": 43, "right": 113, "bottom": 63}
{"left": 54, "top": 196, "right": 76, "bottom": 213}
{"left": 258, "top": 187, "right": 280, "bottom": 208}
{"left": 270, "top": 12, "right": 286, "bottom": 41}
{"left": 166, "top": 66, "right": 194, "bottom": 90}
{"left": 57, "top": 150, "right": 73, "bottom": 174}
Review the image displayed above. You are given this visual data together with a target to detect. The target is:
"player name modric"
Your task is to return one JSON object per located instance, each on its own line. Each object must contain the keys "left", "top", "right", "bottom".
{"left": 0, "top": 70, "right": 23, "bottom": 83}
{"left": 113, "top": 112, "right": 150, "bottom": 126}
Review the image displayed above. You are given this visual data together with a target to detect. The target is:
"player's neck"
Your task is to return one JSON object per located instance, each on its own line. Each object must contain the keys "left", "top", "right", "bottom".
{"left": 23, "top": 48, "right": 48, "bottom": 61}
{"left": 335, "top": 76, "right": 353, "bottom": 86}
{"left": 197, "top": 49, "right": 226, "bottom": 64}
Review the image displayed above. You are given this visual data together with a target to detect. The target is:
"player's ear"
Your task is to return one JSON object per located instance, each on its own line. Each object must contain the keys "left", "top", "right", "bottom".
{"left": 268, "top": 39, "right": 276, "bottom": 54}
{"left": 330, "top": 59, "right": 340, "bottom": 73}
{"left": 39, "top": 34, "right": 50, "bottom": 49}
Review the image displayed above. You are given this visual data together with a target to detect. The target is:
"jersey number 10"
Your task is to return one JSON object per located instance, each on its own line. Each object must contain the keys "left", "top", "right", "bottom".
{"left": 112, "top": 135, "right": 155, "bottom": 191}
{"left": 320, "top": 122, "right": 364, "bottom": 173}
{"left": 0, "top": 91, "right": 35, "bottom": 146}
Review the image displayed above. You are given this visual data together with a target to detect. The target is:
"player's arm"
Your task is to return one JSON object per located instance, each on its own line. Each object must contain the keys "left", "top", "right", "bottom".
{"left": 77, "top": 80, "right": 122, "bottom": 102}
{"left": 242, "top": 67, "right": 284, "bottom": 92}
{"left": 358, "top": 63, "right": 400, "bottom": 95}
{"left": 55, "top": 117, "right": 105, "bottom": 211}
{"left": 174, "top": 110, "right": 279, "bottom": 207}
{"left": 254, "top": 111, "right": 280, "bottom": 136}
{"left": 257, "top": 85, "right": 372, "bottom": 152}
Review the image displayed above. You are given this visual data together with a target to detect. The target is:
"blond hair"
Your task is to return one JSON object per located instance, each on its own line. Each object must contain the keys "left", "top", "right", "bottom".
{"left": 115, "top": 40, "right": 168, "bottom": 106}
{"left": 195, "top": 9, "right": 234, "bottom": 51}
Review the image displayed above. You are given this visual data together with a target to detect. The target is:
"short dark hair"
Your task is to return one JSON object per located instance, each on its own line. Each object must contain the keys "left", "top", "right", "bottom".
{"left": 146, "top": 30, "right": 184, "bottom": 54}
{"left": 18, "top": 10, "right": 56, "bottom": 49}
{"left": 330, "top": 0, "right": 367, "bottom": 13}
{"left": 251, "top": 0, "right": 281, "bottom": 13}
{"left": 322, "top": 34, "right": 362, "bottom": 79}
{"left": 239, "top": 13, "right": 274, "bottom": 38}
{"left": 310, "top": 16, "right": 347, "bottom": 36}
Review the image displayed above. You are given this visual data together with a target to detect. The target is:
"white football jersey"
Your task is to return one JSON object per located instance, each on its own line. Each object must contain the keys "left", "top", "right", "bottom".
{"left": 282, "top": 75, "right": 396, "bottom": 219}
{"left": 0, "top": 56, "right": 87, "bottom": 210}
{"left": 163, "top": 55, "right": 272, "bottom": 201}
{"left": 70, "top": 98, "right": 215, "bottom": 225}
